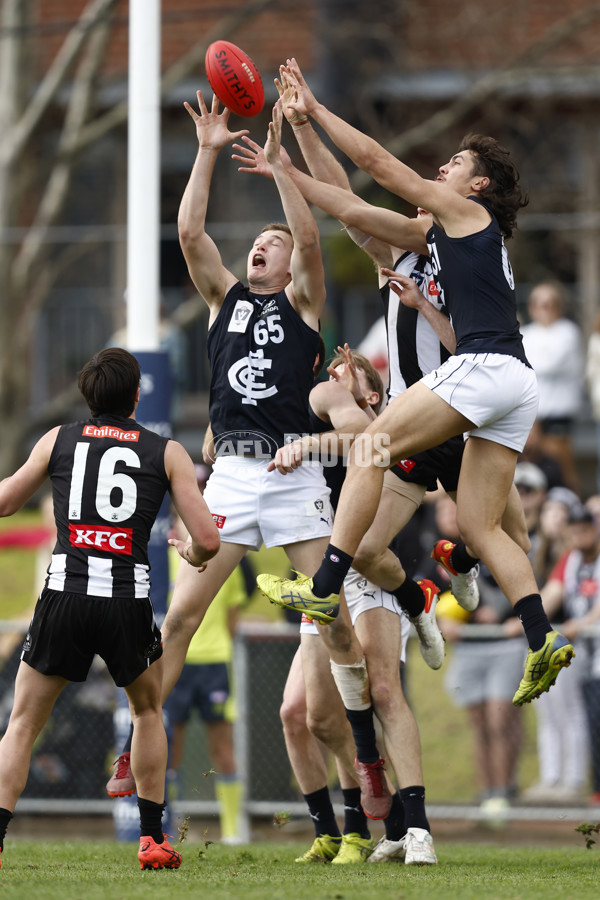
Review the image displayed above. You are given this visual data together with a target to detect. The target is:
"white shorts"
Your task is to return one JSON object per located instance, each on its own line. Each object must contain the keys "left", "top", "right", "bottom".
{"left": 421, "top": 353, "right": 539, "bottom": 452}
{"left": 202, "top": 456, "right": 333, "bottom": 551}
{"left": 300, "top": 567, "right": 411, "bottom": 664}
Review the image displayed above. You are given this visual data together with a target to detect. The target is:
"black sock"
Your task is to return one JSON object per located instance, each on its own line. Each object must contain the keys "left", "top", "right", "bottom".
{"left": 311, "top": 544, "right": 354, "bottom": 598}
{"left": 514, "top": 594, "right": 551, "bottom": 651}
{"left": 384, "top": 792, "right": 406, "bottom": 841}
{"left": 450, "top": 541, "right": 480, "bottom": 573}
{"left": 122, "top": 723, "right": 134, "bottom": 754}
{"left": 137, "top": 797, "right": 166, "bottom": 843}
{"left": 0, "top": 808, "right": 13, "bottom": 851}
{"left": 303, "top": 786, "right": 341, "bottom": 838}
{"left": 399, "top": 785, "right": 430, "bottom": 833}
{"left": 392, "top": 578, "right": 425, "bottom": 618}
{"left": 345, "top": 707, "right": 379, "bottom": 763}
{"left": 342, "top": 787, "right": 369, "bottom": 838}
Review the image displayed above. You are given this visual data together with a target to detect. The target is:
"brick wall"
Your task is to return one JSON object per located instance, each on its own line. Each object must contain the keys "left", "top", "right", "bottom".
{"left": 32, "top": 0, "right": 600, "bottom": 80}
{"left": 400, "top": 0, "right": 600, "bottom": 69}
{"left": 33, "top": 0, "right": 317, "bottom": 81}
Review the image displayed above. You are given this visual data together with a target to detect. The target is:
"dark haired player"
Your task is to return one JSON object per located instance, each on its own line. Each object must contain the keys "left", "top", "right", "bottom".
{"left": 259, "top": 59, "right": 574, "bottom": 708}
{"left": 0, "top": 348, "right": 219, "bottom": 871}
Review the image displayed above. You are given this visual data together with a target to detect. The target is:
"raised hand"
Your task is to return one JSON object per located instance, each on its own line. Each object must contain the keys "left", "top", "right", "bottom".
{"left": 381, "top": 269, "right": 426, "bottom": 310}
{"left": 327, "top": 343, "right": 363, "bottom": 403}
{"left": 275, "top": 65, "right": 307, "bottom": 125}
{"left": 279, "top": 57, "right": 319, "bottom": 120}
{"left": 183, "top": 90, "right": 249, "bottom": 151}
{"left": 232, "top": 135, "right": 292, "bottom": 178}
{"left": 264, "top": 99, "right": 284, "bottom": 167}
{"left": 232, "top": 135, "right": 272, "bottom": 178}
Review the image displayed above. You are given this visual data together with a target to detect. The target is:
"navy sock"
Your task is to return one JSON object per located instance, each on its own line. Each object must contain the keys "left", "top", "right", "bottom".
{"left": 137, "top": 797, "right": 166, "bottom": 843}
{"left": 384, "top": 792, "right": 406, "bottom": 841}
{"left": 399, "top": 785, "right": 430, "bottom": 833}
{"left": 312, "top": 544, "right": 354, "bottom": 598}
{"left": 345, "top": 706, "right": 379, "bottom": 763}
{"left": 0, "top": 808, "right": 13, "bottom": 851}
{"left": 303, "top": 786, "right": 341, "bottom": 838}
{"left": 514, "top": 593, "right": 551, "bottom": 651}
{"left": 450, "top": 541, "right": 480, "bottom": 573}
{"left": 342, "top": 787, "right": 369, "bottom": 838}
{"left": 392, "top": 578, "right": 425, "bottom": 618}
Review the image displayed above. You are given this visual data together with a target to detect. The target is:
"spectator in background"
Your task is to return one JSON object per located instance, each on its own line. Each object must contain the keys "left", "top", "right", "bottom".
{"left": 520, "top": 281, "right": 583, "bottom": 495}
{"left": 432, "top": 494, "right": 526, "bottom": 825}
{"left": 513, "top": 484, "right": 589, "bottom": 805}
{"left": 530, "top": 487, "right": 581, "bottom": 588}
{"left": 586, "top": 312, "right": 600, "bottom": 495}
{"left": 514, "top": 463, "right": 548, "bottom": 543}
{"left": 523, "top": 505, "right": 600, "bottom": 806}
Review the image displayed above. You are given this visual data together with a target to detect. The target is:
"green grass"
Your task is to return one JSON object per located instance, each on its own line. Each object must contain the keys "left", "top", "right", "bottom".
{"left": 0, "top": 510, "right": 42, "bottom": 619}
{"left": 1, "top": 840, "right": 598, "bottom": 900}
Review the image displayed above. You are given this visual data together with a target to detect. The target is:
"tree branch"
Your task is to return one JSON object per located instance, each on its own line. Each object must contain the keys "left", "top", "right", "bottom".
{"left": 3, "top": 0, "right": 119, "bottom": 166}
{"left": 11, "top": 4, "right": 113, "bottom": 301}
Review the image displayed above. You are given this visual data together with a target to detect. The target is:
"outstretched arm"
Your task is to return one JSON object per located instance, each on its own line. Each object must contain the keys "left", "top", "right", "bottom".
{"left": 281, "top": 58, "right": 480, "bottom": 233}
{"left": 275, "top": 66, "right": 397, "bottom": 270}
{"left": 269, "top": 345, "right": 379, "bottom": 475}
{"left": 178, "top": 92, "right": 249, "bottom": 319}
{"left": 233, "top": 130, "right": 427, "bottom": 253}
{"left": 0, "top": 428, "right": 57, "bottom": 517}
{"left": 289, "top": 165, "right": 429, "bottom": 254}
{"left": 264, "top": 101, "right": 326, "bottom": 329}
{"left": 268, "top": 380, "right": 374, "bottom": 475}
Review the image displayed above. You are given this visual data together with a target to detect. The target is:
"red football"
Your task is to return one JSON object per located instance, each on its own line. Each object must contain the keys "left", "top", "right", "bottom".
{"left": 205, "top": 40, "right": 265, "bottom": 118}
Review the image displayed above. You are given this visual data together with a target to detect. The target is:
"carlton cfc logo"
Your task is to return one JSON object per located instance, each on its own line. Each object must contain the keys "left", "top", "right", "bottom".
{"left": 228, "top": 349, "right": 278, "bottom": 406}
{"left": 69, "top": 523, "right": 133, "bottom": 554}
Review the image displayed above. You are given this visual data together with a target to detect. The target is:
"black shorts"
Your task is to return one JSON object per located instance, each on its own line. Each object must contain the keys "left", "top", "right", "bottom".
{"left": 169, "top": 662, "right": 233, "bottom": 724}
{"left": 538, "top": 416, "right": 574, "bottom": 437}
{"left": 22, "top": 588, "right": 162, "bottom": 687}
{"left": 390, "top": 435, "right": 465, "bottom": 493}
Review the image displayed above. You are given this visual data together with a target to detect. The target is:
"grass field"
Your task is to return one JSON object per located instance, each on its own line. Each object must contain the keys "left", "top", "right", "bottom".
{"left": 1, "top": 840, "right": 598, "bottom": 900}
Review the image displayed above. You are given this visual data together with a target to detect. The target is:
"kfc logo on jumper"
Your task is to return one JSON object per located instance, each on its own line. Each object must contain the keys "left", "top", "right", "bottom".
{"left": 82, "top": 425, "right": 139, "bottom": 442}
{"left": 69, "top": 523, "right": 133, "bottom": 554}
{"left": 212, "top": 514, "right": 227, "bottom": 529}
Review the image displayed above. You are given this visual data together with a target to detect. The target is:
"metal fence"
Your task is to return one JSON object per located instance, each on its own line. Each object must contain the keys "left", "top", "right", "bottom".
{"left": 0, "top": 619, "right": 598, "bottom": 837}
